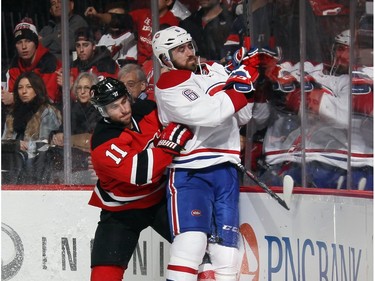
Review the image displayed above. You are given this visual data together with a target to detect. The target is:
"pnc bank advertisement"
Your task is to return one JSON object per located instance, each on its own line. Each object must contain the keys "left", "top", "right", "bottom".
{"left": 2, "top": 188, "right": 373, "bottom": 281}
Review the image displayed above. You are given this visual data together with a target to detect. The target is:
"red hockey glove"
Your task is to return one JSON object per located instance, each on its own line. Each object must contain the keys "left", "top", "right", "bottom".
{"left": 266, "top": 64, "right": 298, "bottom": 93}
{"left": 225, "top": 46, "right": 248, "bottom": 73}
{"left": 352, "top": 71, "right": 372, "bottom": 94}
{"left": 225, "top": 47, "right": 260, "bottom": 74}
{"left": 156, "top": 123, "right": 193, "bottom": 155}
{"left": 241, "top": 47, "right": 260, "bottom": 69}
{"left": 259, "top": 47, "right": 281, "bottom": 69}
{"left": 224, "top": 65, "right": 256, "bottom": 94}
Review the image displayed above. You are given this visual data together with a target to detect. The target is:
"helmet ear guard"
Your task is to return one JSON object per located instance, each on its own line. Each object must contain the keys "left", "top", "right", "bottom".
{"left": 152, "top": 26, "right": 195, "bottom": 69}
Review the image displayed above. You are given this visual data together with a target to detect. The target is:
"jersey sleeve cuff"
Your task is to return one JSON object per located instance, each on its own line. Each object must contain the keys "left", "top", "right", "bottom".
{"left": 224, "top": 88, "right": 248, "bottom": 112}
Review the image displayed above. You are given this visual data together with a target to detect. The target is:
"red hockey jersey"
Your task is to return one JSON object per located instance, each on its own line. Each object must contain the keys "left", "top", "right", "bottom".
{"left": 89, "top": 100, "right": 174, "bottom": 211}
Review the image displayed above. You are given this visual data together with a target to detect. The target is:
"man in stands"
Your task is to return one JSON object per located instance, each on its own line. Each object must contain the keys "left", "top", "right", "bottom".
{"left": 84, "top": 1, "right": 180, "bottom": 65}
{"left": 56, "top": 27, "right": 119, "bottom": 97}
{"left": 39, "top": 0, "right": 88, "bottom": 59}
{"left": 2, "top": 19, "right": 62, "bottom": 106}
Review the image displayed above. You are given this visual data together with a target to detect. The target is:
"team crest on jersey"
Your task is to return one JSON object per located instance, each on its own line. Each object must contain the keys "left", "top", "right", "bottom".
{"left": 182, "top": 89, "right": 199, "bottom": 101}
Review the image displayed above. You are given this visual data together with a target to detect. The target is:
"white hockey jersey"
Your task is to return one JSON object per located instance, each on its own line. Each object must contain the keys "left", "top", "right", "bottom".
{"left": 97, "top": 32, "right": 137, "bottom": 61}
{"left": 155, "top": 62, "right": 254, "bottom": 169}
{"left": 260, "top": 62, "right": 373, "bottom": 169}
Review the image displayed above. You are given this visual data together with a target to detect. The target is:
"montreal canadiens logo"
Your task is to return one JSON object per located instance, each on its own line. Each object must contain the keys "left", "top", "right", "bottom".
{"left": 191, "top": 209, "right": 202, "bottom": 216}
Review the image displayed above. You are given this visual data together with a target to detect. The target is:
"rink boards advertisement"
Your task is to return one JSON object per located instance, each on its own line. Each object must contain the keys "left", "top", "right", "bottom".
{"left": 1, "top": 186, "right": 373, "bottom": 281}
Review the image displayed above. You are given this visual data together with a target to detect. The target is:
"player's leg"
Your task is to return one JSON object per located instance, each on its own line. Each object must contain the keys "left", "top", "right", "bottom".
{"left": 165, "top": 168, "right": 215, "bottom": 281}
{"left": 90, "top": 209, "right": 149, "bottom": 281}
{"left": 150, "top": 197, "right": 173, "bottom": 243}
{"left": 208, "top": 243, "right": 239, "bottom": 281}
{"left": 167, "top": 231, "right": 208, "bottom": 281}
{"left": 209, "top": 164, "right": 240, "bottom": 281}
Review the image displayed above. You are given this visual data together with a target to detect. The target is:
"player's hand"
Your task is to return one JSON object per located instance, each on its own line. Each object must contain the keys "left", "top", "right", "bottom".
{"left": 225, "top": 47, "right": 259, "bottom": 74}
{"left": 259, "top": 47, "right": 281, "bottom": 69}
{"left": 265, "top": 62, "right": 298, "bottom": 93}
{"left": 156, "top": 123, "right": 193, "bottom": 155}
{"left": 224, "top": 65, "right": 256, "bottom": 94}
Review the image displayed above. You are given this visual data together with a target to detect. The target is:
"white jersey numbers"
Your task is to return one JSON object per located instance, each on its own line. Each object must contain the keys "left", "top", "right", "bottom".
{"left": 105, "top": 143, "right": 128, "bottom": 164}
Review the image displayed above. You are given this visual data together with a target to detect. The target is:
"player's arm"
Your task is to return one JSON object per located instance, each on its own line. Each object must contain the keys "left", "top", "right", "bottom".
{"left": 92, "top": 123, "right": 192, "bottom": 186}
{"left": 156, "top": 70, "right": 248, "bottom": 127}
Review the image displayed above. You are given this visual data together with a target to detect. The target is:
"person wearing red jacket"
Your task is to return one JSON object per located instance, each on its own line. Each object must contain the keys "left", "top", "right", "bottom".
{"left": 89, "top": 77, "right": 193, "bottom": 281}
{"left": 3, "top": 20, "right": 62, "bottom": 105}
{"left": 84, "top": 1, "right": 180, "bottom": 65}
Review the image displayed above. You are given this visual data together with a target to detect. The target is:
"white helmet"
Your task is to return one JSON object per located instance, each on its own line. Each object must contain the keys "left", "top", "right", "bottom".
{"left": 334, "top": 29, "right": 350, "bottom": 46}
{"left": 152, "top": 26, "right": 195, "bottom": 69}
{"left": 330, "top": 29, "right": 351, "bottom": 75}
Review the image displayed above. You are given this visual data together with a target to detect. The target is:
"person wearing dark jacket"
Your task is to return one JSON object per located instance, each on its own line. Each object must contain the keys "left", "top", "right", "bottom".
{"left": 56, "top": 27, "right": 120, "bottom": 99}
{"left": 179, "top": 0, "right": 233, "bottom": 62}
{"left": 38, "top": 0, "right": 88, "bottom": 59}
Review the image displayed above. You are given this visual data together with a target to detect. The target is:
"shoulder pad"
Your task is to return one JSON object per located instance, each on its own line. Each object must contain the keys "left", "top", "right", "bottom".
{"left": 156, "top": 70, "right": 192, "bottom": 89}
{"left": 132, "top": 100, "right": 157, "bottom": 122}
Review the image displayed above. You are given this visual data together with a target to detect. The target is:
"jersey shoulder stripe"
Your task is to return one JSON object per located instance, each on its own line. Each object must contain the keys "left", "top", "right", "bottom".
{"left": 91, "top": 120, "right": 125, "bottom": 150}
{"left": 132, "top": 100, "right": 157, "bottom": 122}
{"left": 156, "top": 70, "right": 192, "bottom": 89}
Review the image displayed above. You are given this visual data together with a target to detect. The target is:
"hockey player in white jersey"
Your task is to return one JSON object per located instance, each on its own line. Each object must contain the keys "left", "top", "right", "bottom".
{"left": 257, "top": 29, "right": 373, "bottom": 190}
{"left": 152, "top": 26, "right": 259, "bottom": 281}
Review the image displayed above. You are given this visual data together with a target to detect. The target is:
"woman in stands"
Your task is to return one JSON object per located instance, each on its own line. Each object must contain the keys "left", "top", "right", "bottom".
{"left": 2, "top": 71, "right": 62, "bottom": 183}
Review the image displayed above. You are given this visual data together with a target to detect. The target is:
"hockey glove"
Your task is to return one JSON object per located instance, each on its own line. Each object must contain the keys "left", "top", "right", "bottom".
{"left": 224, "top": 65, "right": 256, "bottom": 94}
{"left": 241, "top": 47, "right": 260, "bottom": 69}
{"left": 225, "top": 46, "right": 248, "bottom": 73}
{"left": 352, "top": 71, "right": 373, "bottom": 94}
{"left": 265, "top": 62, "right": 298, "bottom": 93}
{"left": 259, "top": 47, "right": 282, "bottom": 69}
{"left": 156, "top": 123, "right": 193, "bottom": 156}
{"left": 225, "top": 47, "right": 260, "bottom": 74}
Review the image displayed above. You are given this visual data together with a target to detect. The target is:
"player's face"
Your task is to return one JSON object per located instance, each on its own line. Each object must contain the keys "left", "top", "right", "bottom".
{"left": 105, "top": 96, "right": 132, "bottom": 126}
{"left": 334, "top": 43, "right": 350, "bottom": 74}
{"left": 17, "top": 78, "right": 37, "bottom": 103}
{"left": 15, "top": 39, "right": 37, "bottom": 61}
{"left": 76, "top": 77, "right": 92, "bottom": 104}
{"left": 170, "top": 42, "right": 198, "bottom": 71}
{"left": 75, "top": 40, "right": 95, "bottom": 62}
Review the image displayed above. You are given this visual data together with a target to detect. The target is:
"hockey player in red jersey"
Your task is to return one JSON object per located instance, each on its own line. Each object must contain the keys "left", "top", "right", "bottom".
{"left": 88, "top": 77, "right": 193, "bottom": 281}
{"left": 152, "top": 26, "right": 258, "bottom": 281}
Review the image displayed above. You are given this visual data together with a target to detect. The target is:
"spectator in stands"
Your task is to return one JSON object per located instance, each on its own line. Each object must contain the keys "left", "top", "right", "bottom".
{"left": 56, "top": 27, "right": 119, "bottom": 96}
{"left": 179, "top": 0, "right": 234, "bottom": 62}
{"left": 84, "top": 0, "right": 180, "bottom": 65}
{"left": 2, "top": 72, "right": 62, "bottom": 184}
{"left": 222, "top": 0, "right": 273, "bottom": 60}
{"left": 118, "top": 63, "right": 152, "bottom": 101}
{"left": 96, "top": 2, "right": 137, "bottom": 67}
{"left": 49, "top": 72, "right": 101, "bottom": 184}
{"left": 38, "top": 0, "right": 88, "bottom": 59}
{"left": 2, "top": 19, "right": 62, "bottom": 106}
